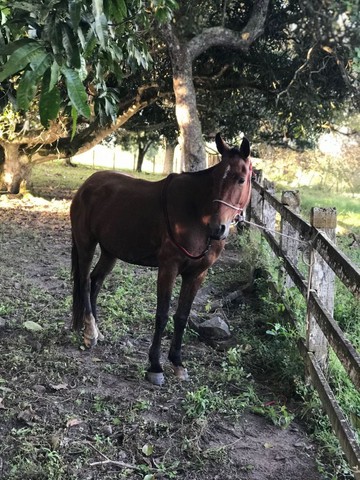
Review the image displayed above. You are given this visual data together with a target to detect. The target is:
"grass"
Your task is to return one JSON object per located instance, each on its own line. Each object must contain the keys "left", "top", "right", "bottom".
{"left": 238, "top": 231, "right": 360, "bottom": 478}
{"left": 274, "top": 183, "right": 360, "bottom": 266}
{"left": 30, "top": 160, "right": 164, "bottom": 199}
{"left": 2, "top": 157, "right": 358, "bottom": 479}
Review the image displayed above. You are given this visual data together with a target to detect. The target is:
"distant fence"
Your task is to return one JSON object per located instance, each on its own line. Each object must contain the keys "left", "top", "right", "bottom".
{"left": 247, "top": 173, "right": 360, "bottom": 479}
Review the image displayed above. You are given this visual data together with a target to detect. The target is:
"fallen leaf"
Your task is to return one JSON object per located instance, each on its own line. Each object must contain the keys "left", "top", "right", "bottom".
{"left": 23, "top": 321, "right": 43, "bottom": 332}
{"left": 50, "top": 383, "right": 68, "bottom": 391}
{"left": 142, "top": 443, "right": 154, "bottom": 456}
{"left": 66, "top": 418, "right": 83, "bottom": 428}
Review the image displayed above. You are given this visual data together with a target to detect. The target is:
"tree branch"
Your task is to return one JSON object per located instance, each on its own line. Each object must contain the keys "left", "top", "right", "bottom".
{"left": 27, "top": 86, "right": 160, "bottom": 163}
{"left": 188, "top": 0, "right": 270, "bottom": 60}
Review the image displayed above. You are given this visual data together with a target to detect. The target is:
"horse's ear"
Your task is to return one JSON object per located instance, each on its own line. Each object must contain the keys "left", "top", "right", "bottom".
{"left": 215, "top": 133, "right": 229, "bottom": 155}
{"left": 239, "top": 137, "right": 250, "bottom": 159}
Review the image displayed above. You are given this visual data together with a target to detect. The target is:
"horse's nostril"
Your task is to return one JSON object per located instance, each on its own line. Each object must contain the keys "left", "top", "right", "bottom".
{"left": 209, "top": 223, "right": 228, "bottom": 240}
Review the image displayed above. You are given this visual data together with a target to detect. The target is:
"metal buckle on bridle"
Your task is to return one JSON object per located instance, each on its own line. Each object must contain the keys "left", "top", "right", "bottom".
{"left": 232, "top": 213, "right": 244, "bottom": 226}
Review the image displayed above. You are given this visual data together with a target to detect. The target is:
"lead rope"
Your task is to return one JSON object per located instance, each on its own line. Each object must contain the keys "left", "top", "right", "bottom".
{"left": 241, "top": 218, "right": 309, "bottom": 245}
{"left": 161, "top": 174, "right": 211, "bottom": 260}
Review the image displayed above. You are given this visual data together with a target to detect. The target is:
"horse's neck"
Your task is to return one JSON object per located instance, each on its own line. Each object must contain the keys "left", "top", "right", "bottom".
{"left": 175, "top": 171, "right": 214, "bottom": 217}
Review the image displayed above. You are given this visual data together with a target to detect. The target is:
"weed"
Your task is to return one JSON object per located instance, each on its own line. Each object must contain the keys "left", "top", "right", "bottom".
{"left": 220, "top": 346, "right": 246, "bottom": 384}
{"left": 133, "top": 399, "right": 152, "bottom": 412}
{"left": 252, "top": 404, "right": 294, "bottom": 429}
{"left": 183, "top": 386, "right": 222, "bottom": 418}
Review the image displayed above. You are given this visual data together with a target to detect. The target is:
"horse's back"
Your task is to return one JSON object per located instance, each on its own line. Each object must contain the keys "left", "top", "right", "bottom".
{"left": 71, "top": 171, "right": 165, "bottom": 265}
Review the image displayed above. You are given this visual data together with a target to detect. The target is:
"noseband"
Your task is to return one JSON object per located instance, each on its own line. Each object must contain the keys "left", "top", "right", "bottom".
{"left": 213, "top": 199, "right": 242, "bottom": 211}
{"left": 161, "top": 174, "right": 211, "bottom": 260}
{"left": 212, "top": 199, "right": 244, "bottom": 225}
{"left": 212, "top": 161, "right": 252, "bottom": 222}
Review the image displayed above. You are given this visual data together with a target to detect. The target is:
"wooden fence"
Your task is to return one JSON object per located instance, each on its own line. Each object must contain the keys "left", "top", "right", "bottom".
{"left": 246, "top": 174, "right": 360, "bottom": 478}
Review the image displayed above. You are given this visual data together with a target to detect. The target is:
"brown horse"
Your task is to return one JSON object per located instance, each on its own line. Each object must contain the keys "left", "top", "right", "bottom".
{"left": 70, "top": 134, "right": 252, "bottom": 385}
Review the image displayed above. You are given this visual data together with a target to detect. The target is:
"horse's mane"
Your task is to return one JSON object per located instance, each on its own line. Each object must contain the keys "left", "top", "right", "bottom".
{"left": 180, "top": 164, "right": 218, "bottom": 176}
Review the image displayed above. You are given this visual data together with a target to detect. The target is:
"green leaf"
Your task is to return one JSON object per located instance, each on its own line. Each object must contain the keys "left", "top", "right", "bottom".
{"left": 11, "top": 2, "right": 37, "bottom": 12}
{"left": 0, "top": 38, "right": 37, "bottom": 55}
{"left": 69, "top": 0, "right": 82, "bottom": 29}
{"left": 92, "top": 0, "right": 108, "bottom": 48}
{"left": 61, "top": 23, "right": 81, "bottom": 68}
{"left": 61, "top": 66, "right": 90, "bottom": 118}
{"left": 30, "top": 51, "right": 52, "bottom": 73}
{"left": 23, "top": 321, "right": 43, "bottom": 332}
{"left": 17, "top": 72, "right": 38, "bottom": 110}
{"left": 49, "top": 60, "right": 60, "bottom": 91}
{"left": 0, "top": 42, "right": 45, "bottom": 81}
{"left": 106, "top": 0, "right": 127, "bottom": 22}
{"left": 39, "top": 87, "right": 61, "bottom": 127}
{"left": 83, "top": 29, "right": 97, "bottom": 58}
{"left": 40, "top": 68, "right": 61, "bottom": 127}
{"left": 115, "top": 0, "right": 127, "bottom": 17}
{"left": 141, "top": 443, "right": 154, "bottom": 456}
{"left": 94, "top": 12, "right": 108, "bottom": 49}
{"left": 17, "top": 52, "right": 52, "bottom": 110}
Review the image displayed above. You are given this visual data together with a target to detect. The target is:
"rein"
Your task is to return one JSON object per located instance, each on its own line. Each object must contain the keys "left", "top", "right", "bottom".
{"left": 161, "top": 174, "right": 211, "bottom": 260}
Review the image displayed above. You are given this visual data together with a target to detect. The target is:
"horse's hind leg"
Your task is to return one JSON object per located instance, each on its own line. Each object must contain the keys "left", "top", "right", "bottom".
{"left": 168, "top": 270, "right": 208, "bottom": 381}
{"left": 72, "top": 238, "right": 99, "bottom": 348}
{"left": 89, "top": 248, "right": 117, "bottom": 340}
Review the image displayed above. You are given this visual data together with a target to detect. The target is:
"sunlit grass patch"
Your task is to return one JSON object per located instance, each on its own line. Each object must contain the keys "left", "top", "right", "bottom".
{"left": 31, "top": 161, "right": 164, "bottom": 200}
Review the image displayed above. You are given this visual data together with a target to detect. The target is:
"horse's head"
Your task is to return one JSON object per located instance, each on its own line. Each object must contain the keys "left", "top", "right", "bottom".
{"left": 208, "top": 133, "right": 252, "bottom": 240}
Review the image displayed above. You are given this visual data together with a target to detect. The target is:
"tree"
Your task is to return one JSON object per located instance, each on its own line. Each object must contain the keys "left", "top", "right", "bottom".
{"left": 163, "top": 0, "right": 359, "bottom": 155}
{"left": 160, "top": 0, "right": 270, "bottom": 170}
{"left": 1, "top": 0, "right": 359, "bottom": 192}
{"left": 0, "top": 0, "right": 177, "bottom": 192}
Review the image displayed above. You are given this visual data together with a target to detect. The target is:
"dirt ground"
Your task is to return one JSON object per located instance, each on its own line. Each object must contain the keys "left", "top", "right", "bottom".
{"left": 0, "top": 191, "right": 324, "bottom": 480}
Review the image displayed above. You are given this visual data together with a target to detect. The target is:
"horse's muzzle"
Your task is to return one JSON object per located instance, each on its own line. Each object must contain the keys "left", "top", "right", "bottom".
{"left": 208, "top": 223, "right": 230, "bottom": 241}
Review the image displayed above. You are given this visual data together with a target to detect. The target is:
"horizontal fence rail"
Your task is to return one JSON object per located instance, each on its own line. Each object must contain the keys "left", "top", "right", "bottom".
{"left": 248, "top": 178, "right": 360, "bottom": 479}
{"left": 252, "top": 181, "right": 360, "bottom": 298}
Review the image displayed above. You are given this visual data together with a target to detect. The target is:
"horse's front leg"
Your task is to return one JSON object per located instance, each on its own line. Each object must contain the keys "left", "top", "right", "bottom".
{"left": 168, "top": 270, "right": 208, "bottom": 381}
{"left": 147, "top": 266, "right": 177, "bottom": 386}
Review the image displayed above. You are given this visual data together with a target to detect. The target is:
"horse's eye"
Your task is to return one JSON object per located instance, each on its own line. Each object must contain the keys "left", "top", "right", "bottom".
{"left": 238, "top": 177, "right": 245, "bottom": 185}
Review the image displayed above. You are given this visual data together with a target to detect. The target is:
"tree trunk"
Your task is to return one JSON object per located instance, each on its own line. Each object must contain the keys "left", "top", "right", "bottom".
{"left": 163, "top": 138, "right": 176, "bottom": 174}
{"left": 162, "top": 26, "right": 207, "bottom": 171}
{"left": 0, "top": 143, "right": 31, "bottom": 194}
{"left": 162, "top": 1, "right": 270, "bottom": 172}
{"left": 136, "top": 137, "right": 153, "bottom": 172}
{"left": 136, "top": 147, "right": 146, "bottom": 172}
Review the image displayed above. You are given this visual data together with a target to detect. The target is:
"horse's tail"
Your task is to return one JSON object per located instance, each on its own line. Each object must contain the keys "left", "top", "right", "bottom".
{"left": 71, "top": 234, "right": 85, "bottom": 331}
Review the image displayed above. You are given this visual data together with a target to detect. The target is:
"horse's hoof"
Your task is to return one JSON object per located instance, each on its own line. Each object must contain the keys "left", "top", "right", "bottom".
{"left": 96, "top": 327, "right": 104, "bottom": 341}
{"left": 173, "top": 366, "right": 190, "bottom": 381}
{"left": 84, "top": 335, "right": 98, "bottom": 348}
{"left": 146, "top": 371, "right": 165, "bottom": 386}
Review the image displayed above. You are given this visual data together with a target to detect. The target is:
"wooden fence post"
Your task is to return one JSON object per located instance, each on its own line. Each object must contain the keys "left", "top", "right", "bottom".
{"left": 280, "top": 191, "right": 300, "bottom": 288}
{"left": 262, "top": 179, "right": 276, "bottom": 244}
{"left": 250, "top": 169, "right": 263, "bottom": 222}
{"left": 306, "top": 207, "right": 337, "bottom": 374}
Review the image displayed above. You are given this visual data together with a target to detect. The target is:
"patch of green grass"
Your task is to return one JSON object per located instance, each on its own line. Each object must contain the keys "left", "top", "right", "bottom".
{"left": 98, "top": 263, "right": 158, "bottom": 340}
{"left": 240, "top": 231, "right": 359, "bottom": 478}
{"left": 30, "top": 161, "right": 164, "bottom": 200}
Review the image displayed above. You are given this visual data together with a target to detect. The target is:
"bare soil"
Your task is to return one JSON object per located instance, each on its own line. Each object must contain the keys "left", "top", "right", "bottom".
{"left": 0, "top": 191, "right": 323, "bottom": 480}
